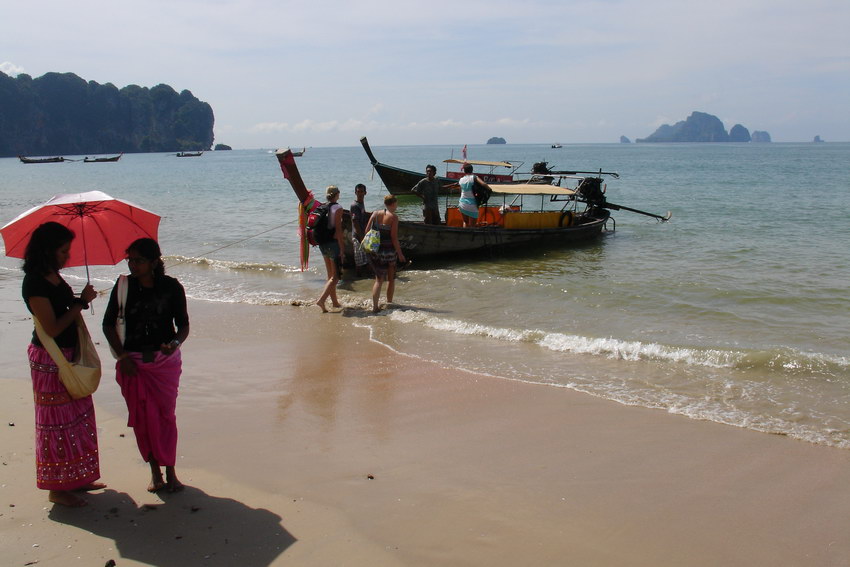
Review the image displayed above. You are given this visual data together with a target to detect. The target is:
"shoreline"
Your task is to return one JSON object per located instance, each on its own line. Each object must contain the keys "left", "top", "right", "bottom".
{"left": 2, "top": 283, "right": 850, "bottom": 565}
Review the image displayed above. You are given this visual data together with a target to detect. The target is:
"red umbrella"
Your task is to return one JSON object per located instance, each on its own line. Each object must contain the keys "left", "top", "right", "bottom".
{"left": 1, "top": 190, "right": 160, "bottom": 279}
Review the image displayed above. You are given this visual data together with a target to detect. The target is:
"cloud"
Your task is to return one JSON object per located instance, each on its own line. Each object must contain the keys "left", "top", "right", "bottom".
{"left": 0, "top": 61, "right": 25, "bottom": 76}
{"left": 251, "top": 116, "right": 538, "bottom": 136}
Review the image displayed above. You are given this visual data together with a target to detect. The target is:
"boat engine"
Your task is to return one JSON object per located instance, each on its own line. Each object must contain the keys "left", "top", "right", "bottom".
{"left": 532, "top": 161, "right": 553, "bottom": 174}
{"left": 577, "top": 177, "right": 607, "bottom": 213}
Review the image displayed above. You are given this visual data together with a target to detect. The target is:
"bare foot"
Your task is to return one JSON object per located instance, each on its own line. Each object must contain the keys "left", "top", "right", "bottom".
{"left": 166, "top": 469, "right": 184, "bottom": 493}
{"left": 148, "top": 479, "right": 167, "bottom": 493}
{"left": 75, "top": 482, "right": 107, "bottom": 492}
{"left": 316, "top": 300, "right": 328, "bottom": 313}
{"left": 49, "top": 490, "right": 87, "bottom": 507}
{"left": 332, "top": 302, "right": 342, "bottom": 308}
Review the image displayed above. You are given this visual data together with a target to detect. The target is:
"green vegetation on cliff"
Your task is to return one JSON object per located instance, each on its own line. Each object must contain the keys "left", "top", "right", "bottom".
{"left": 0, "top": 71, "right": 214, "bottom": 157}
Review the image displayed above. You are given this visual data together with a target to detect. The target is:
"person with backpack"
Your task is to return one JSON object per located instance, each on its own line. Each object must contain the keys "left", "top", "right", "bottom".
{"left": 316, "top": 185, "right": 345, "bottom": 313}
{"left": 458, "top": 163, "right": 492, "bottom": 227}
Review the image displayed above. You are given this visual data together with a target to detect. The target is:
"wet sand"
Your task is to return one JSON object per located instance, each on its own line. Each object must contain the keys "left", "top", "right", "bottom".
{"left": 2, "top": 279, "right": 850, "bottom": 566}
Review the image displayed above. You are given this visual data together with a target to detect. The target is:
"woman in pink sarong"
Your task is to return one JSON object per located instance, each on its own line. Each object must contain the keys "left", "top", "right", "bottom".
{"left": 22, "top": 222, "right": 104, "bottom": 507}
{"left": 102, "top": 238, "right": 189, "bottom": 493}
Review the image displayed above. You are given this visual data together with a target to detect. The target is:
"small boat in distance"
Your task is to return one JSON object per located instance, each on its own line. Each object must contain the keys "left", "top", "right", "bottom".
{"left": 18, "top": 155, "right": 66, "bottom": 164}
{"left": 84, "top": 152, "right": 123, "bottom": 163}
{"left": 176, "top": 151, "right": 203, "bottom": 157}
{"left": 551, "top": 143, "right": 563, "bottom": 148}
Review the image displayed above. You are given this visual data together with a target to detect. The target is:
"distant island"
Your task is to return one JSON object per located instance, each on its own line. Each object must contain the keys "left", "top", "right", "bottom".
{"left": 486, "top": 137, "right": 506, "bottom": 144}
{"left": 214, "top": 144, "right": 232, "bottom": 151}
{"left": 636, "top": 111, "right": 771, "bottom": 143}
{"left": 0, "top": 71, "right": 214, "bottom": 157}
{"left": 620, "top": 136, "right": 631, "bottom": 144}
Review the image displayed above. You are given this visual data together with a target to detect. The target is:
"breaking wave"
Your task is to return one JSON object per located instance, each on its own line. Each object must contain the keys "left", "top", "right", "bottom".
{"left": 388, "top": 309, "right": 850, "bottom": 377}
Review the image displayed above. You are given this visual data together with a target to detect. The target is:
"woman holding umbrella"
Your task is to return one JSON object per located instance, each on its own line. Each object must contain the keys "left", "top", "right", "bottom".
{"left": 102, "top": 238, "right": 189, "bottom": 493}
{"left": 21, "top": 222, "right": 104, "bottom": 508}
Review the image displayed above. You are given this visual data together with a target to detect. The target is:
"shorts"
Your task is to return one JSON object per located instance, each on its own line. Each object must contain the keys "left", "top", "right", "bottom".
{"left": 319, "top": 240, "right": 340, "bottom": 259}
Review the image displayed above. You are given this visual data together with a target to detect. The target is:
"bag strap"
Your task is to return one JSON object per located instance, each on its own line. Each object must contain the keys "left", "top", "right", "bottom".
{"left": 33, "top": 314, "right": 81, "bottom": 371}
{"left": 116, "top": 274, "right": 128, "bottom": 319}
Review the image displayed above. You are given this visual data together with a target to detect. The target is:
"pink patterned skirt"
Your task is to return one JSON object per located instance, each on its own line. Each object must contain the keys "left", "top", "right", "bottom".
{"left": 28, "top": 343, "right": 100, "bottom": 491}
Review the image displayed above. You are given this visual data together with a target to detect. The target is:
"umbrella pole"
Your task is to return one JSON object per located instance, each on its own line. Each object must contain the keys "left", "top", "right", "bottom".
{"left": 77, "top": 209, "right": 91, "bottom": 283}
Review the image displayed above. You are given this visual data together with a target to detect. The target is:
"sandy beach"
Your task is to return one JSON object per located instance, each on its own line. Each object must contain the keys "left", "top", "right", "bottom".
{"left": 2, "top": 276, "right": 850, "bottom": 567}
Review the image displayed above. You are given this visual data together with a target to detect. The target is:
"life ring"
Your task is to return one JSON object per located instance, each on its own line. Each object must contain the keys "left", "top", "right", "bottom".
{"left": 559, "top": 211, "right": 573, "bottom": 227}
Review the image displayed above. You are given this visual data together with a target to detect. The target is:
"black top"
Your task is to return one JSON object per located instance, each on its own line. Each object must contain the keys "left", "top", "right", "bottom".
{"left": 412, "top": 177, "right": 441, "bottom": 210}
{"left": 102, "top": 275, "right": 189, "bottom": 352}
{"left": 22, "top": 273, "right": 78, "bottom": 348}
{"left": 350, "top": 200, "right": 368, "bottom": 239}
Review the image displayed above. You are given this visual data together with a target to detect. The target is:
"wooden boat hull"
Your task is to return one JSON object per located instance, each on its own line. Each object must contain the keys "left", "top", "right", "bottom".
{"left": 397, "top": 212, "right": 609, "bottom": 259}
{"left": 361, "top": 137, "right": 543, "bottom": 197}
{"left": 276, "top": 147, "right": 620, "bottom": 268}
{"left": 84, "top": 153, "right": 122, "bottom": 162}
{"left": 372, "top": 161, "right": 458, "bottom": 196}
{"left": 361, "top": 137, "right": 457, "bottom": 196}
{"left": 19, "top": 155, "right": 65, "bottom": 164}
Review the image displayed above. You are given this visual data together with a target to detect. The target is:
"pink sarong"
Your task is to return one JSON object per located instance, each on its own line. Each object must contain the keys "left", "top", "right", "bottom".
{"left": 28, "top": 343, "right": 100, "bottom": 491}
{"left": 116, "top": 350, "right": 182, "bottom": 466}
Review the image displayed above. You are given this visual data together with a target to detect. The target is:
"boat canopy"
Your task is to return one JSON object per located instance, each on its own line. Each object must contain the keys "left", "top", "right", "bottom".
{"left": 443, "top": 158, "right": 514, "bottom": 168}
{"left": 490, "top": 183, "right": 576, "bottom": 196}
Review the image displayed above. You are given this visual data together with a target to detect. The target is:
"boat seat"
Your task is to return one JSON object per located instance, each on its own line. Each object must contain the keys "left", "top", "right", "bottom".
{"left": 503, "top": 211, "right": 562, "bottom": 229}
{"left": 477, "top": 206, "right": 504, "bottom": 226}
{"left": 445, "top": 206, "right": 507, "bottom": 227}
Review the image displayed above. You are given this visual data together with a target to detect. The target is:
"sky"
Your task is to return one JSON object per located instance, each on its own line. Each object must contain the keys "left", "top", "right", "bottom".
{"left": 2, "top": 0, "right": 849, "bottom": 148}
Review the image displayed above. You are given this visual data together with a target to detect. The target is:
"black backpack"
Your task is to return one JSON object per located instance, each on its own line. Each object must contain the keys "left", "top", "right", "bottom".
{"left": 306, "top": 203, "right": 335, "bottom": 245}
{"left": 472, "top": 180, "right": 492, "bottom": 206}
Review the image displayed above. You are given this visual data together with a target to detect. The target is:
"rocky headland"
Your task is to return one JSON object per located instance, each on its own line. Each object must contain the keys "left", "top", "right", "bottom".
{"left": 636, "top": 111, "right": 770, "bottom": 143}
{"left": 0, "top": 71, "right": 214, "bottom": 157}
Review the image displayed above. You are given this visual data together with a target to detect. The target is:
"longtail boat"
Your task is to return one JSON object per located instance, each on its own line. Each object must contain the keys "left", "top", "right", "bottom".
{"left": 18, "top": 155, "right": 66, "bottom": 164}
{"left": 276, "top": 148, "right": 670, "bottom": 264}
{"left": 360, "top": 136, "right": 522, "bottom": 197}
{"left": 176, "top": 151, "right": 203, "bottom": 157}
{"left": 84, "top": 152, "right": 123, "bottom": 163}
{"left": 290, "top": 147, "right": 306, "bottom": 157}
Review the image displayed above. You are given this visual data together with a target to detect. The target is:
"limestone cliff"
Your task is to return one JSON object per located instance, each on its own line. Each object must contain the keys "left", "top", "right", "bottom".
{"left": 0, "top": 71, "right": 214, "bottom": 157}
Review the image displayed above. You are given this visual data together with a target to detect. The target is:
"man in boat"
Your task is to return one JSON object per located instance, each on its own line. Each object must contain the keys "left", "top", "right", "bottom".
{"left": 350, "top": 183, "right": 371, "bottom": 276}
{"left": 411, "top": 165, "right": 441, "bottom": 225}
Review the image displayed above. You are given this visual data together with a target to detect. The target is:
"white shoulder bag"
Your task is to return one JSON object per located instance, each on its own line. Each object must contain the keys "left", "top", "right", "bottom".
{"left": 109, "top": 275, "right": 129, "bottom": 359}
{"left": 34, "top": 314, "right": 101, "bottom": 399}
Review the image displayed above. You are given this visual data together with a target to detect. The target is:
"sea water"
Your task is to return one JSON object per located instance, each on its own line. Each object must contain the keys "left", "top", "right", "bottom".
{"left": 1, "top": 142, "right": 848, "bottom": 448}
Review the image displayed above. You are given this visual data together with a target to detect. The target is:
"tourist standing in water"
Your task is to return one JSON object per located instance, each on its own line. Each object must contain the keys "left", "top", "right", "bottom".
{"left": 316, "top": 185, "right": 345, "bottom": 312}
{"left": 350, "top": 183, "right": 370, "bottom": 277}
{"left": 364, "top": 195, "right": 406, "bottom": 312}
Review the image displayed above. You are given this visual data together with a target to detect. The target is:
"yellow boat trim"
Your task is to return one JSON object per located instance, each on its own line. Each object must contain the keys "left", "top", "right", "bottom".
{"left": 489, "top": 183, "right": 577, "bottom": 196}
